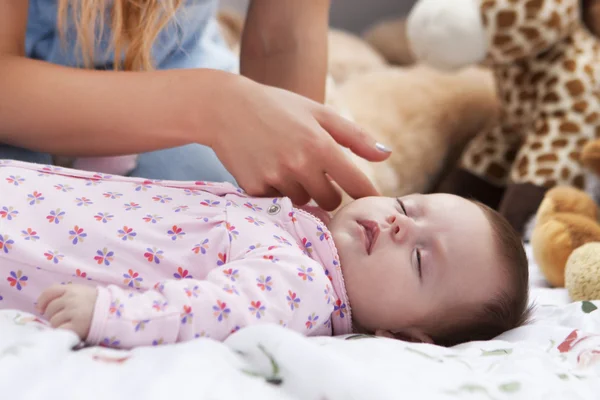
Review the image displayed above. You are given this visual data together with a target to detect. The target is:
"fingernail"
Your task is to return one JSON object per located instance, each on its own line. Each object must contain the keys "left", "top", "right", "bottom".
{"left": 376, "top": 142, "right": 392, "bottom": 153}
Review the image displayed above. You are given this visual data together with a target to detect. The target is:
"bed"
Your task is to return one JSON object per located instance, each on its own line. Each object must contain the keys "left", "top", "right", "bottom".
{"left": 0, "top": 243, "right": 599, "bottom": 400}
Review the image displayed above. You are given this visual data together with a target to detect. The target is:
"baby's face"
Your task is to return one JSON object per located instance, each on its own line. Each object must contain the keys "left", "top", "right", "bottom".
{"left": 328, "top": 193, "right": 505, "bottom": 342}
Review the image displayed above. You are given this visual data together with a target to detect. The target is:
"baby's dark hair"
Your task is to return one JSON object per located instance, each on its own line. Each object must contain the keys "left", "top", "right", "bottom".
{"left": 430, "top": 201, "right": 531, "bottom": 347}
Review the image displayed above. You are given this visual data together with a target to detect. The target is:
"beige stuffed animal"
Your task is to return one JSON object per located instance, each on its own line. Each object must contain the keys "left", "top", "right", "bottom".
{"left": 216, "top": 9, "right": 500, "bottom": 204}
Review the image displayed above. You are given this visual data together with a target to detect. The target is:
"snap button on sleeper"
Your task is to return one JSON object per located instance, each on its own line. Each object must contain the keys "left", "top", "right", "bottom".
{"left": 267, "top": 204, "right": 281, "bottom": 215}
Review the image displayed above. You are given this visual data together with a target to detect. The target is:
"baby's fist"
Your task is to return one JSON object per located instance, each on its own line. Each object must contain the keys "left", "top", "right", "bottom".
{"left": 37, "top": 284, "right": 97, "bottom": 341}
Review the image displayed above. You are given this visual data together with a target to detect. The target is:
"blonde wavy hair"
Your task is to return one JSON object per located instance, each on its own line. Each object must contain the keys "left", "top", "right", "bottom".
{"left": 58, "top": 0, "right": 183, "bottom": 71}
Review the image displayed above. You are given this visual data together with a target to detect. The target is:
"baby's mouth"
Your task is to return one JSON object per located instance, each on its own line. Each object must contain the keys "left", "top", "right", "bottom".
{"left": 358, "top": 220, "right": 379, "bottom": 255}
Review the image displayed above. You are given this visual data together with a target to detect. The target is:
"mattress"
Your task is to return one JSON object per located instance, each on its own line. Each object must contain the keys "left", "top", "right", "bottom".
{"left": 0, "top": 244, "right": 598, "bottom": 399}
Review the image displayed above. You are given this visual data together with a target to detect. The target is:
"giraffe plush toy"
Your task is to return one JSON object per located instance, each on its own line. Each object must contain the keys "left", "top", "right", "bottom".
{"left": 406, "top": 0, "right": 600, "bottom": 235}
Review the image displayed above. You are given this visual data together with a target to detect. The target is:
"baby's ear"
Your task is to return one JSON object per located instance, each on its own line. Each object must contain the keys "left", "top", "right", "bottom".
{"left": 374, "top": 328, "right": 433, "bottom": 344}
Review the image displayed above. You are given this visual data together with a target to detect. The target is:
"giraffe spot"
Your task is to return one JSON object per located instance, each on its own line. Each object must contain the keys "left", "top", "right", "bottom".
{"left": 561, "top": 167, "right": 570, "bottom": 180}
{"left": 536, "top": 121, "right": 550, "bottom": 135}
{"left": 514, "top": 73, "right": 526, "bottom": 85}
{"left": 482, "top": 13, "right": 489, "bottom": 27}
{"left": 545, "top": 11, "right": 562, "bottom": 30}
{"left": 505, "top": 46, "right": 525, "bottom": 57}
{"left": 536, "top": 168, "right": 554, "bottom": 177}
{"left": 493, "top": 34, "right": 512, "bottom": 47}
{"left": 563, "top": 59, "right": 577, "bottom": 72}
{"left": 519, "top": 26, "right": 540, "bottom": 40}
{"left": 540, "top": 111, "right": 549, "bottom": 119}
{"left": 505, "top": 148, "right": 518, "bottom": 163}
{"left": 504, "top": 92, "right": 512, "bottom": 103}
{"left": 485, "top": 135, "right": 497, "bottom": 144}
{"left": 542, "top": 92, "right": 560, "bottom": 103}
{"left": 585, "top": 113, "right": 599, "bottom": 124}
{"left": 484, "top": 147, "right": 495, "bottom": 155}
{"left": 546, "top": 77, "right": 558, "bottom": 88}
{"left": 482, "top": 0, "right": 496, "bottom": 12}
{"left": 515, "top": 108, "right": 524, "bottom": 117}
{"left": 595, "top": 126, "right": 600, "bottom": 138}
{"left": 553, "top": 110, "right": 566, "bottom": 118}
{"left": 560, "top": 121, "right": 580, "bottom": 134}
{"left": 519, "top": 91, "right": 532, "bottom": 101}
{"left": 584, "top": 64, "right": 594, "bottom": 78}
{"left": 572, "top": 101, "right": 588, "bottom": 113}
{"left": 525, "top": 0, "right": 545, "bottom": 18}
{"left": 569, "top": 151, "right": 580, "bottom": 162}
{"left": 544, "top": 179, "right": 557, "bottom": 189}
{"left": 551, "top": 138, "right": 568, "bottom": 148}
{"left": 577, "top": 138, "right": 589, "bottom": 147}
{"left": 565, "top": 80, "right": 585, "bottom": 97}
{"left": 531, "top": 141, "right": 543, "bottom": 150}
{"left": 573, "top": 174, "right": 585, "bottom": 189}
{"left": 497, "top": 10, "right": 517, "bottom": 28}
{"left": 530, "top": 71, "right": 547, "bottom": 85}
{"left": 517, "top": 156, "right": 529, "bottom": 176}
{"left": 486, "top": 162, "right": 508, "bottom": 180}
{"left": 471, "top": 153, "right": 482, "bottom": 166}
{"left": 501, "top": 69, "right": 510, "bottom": 79}
{"left": 537, "top": 153, "right": 558, "bottom": 163}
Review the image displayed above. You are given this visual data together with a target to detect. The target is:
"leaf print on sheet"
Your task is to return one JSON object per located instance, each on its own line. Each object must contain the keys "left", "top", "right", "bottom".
{"left": 297, "top": 266, "right": 314, "bottom": 282}
{"left": 256, "top": 276, "right": 273, "bottom": 292}
{"left": 7, "top": 270, "right": 28, "bottom": 291}
{"left": 301, "top": 238, "right": 313, "bottom": 254}
{"left": 27, "top": 191, "right": 44, "bottom": 205}
{"left": 173, "top": 267, "right": 192, "bottom": 280}
{"left": 21, "top": 228, "right": 40, "bottom": 242}
{"left": 249, "top": 301, "right": 266, "bottom": 319}
{"left": 144, "top": 247, "right": 164, "bottom": 264}
{"left": 192, "top": 239, "right": 209, "bottom": 254}
{"left": 123, "top": 269, "right": 143, "bottom": 288}
{"left": 93, "top": 248, "right": 114, "bottom": 266}
{"left": 75, "top": 197, "right": 93, "bottom": 207}
{"left": 94, "top": 212, "right": 114, "bottom": 223}
{"left": 100, "top": 337, "right": 121, "bottom": 348}
{"left": 6, "top": 175, "right": 25, "bottom": 186}
{"left": 44, "top": 250, "right": 64, "bottom": 264}
{"left": 173, "top": 205, "right": 189, "bottom": 213}
{"left": 47, "top": 209, "right": 65, "bottom": 224}
{"left": 117, "top": 226, "right": 137, "bottom": 241}
{"left": 0, "top": 235, "right": 14, "bottom": 254}
{"left": 213, "top": 300, "right": 231, "bottom": 322}
{"left": 226, "top": 223, "right": 239, "bottom": 241}
{"left": 68, "top": 225, "right": 87, "bottom": 245}
{"left": 223, "top": 284, "right": 239, "bottom": 295}
{"left": 324, "top": 285, "right": 333, "bottom": 304}
{"left": 153, "top": 300, "right": 168, "bottom": 311}
{"left": 167, "top": 225, "right": 185, "bottom": 241}
{"left": 263, "top": 255, "right": 279, "bottom": 263}
{"left": 582, "top": 301, "right": 598, "bottom": 313}
{"left": 286, "top": 290, "right": 301, "bottom": 311}
{"left": 184, "top": 285, "right": 201, "bottom": 298}
{"left": 74, "top": 269, "right": 90, "bottom": 280}
{"left": 0, "top": 206, "right": 19, "bottom": 220}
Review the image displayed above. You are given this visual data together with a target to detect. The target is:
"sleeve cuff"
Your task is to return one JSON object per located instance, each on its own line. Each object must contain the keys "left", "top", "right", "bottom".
{"left": 86, "top": 286, "right": 111, "bottom": 345}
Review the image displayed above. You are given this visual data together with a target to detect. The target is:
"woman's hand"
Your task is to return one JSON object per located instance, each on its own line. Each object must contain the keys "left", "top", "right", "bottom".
{"left": 210, "top": 77, "right": 391, "bottom": 211}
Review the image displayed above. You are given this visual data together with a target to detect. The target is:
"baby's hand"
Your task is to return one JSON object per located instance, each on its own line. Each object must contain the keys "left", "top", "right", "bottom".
{"left": 37, "top": 284, "right": 97, "bottom": 341}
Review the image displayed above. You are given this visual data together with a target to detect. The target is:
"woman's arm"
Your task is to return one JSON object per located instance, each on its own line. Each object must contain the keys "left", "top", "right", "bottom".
{"left": 240, "top": 0, "right": 330, "bottom": 103}
{"left": 0, "top": 1, "right": 230, "bottom": 157}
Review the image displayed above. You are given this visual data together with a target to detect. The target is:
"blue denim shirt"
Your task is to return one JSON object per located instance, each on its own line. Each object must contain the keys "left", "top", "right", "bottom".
{"left": 26, "top": 0, "right": 238, "bottom": 71}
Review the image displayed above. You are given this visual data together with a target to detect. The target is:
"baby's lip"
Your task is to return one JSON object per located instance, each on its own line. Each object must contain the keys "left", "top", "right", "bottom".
{"left": 358, "top": 220, "right": 380, "bottom": 255}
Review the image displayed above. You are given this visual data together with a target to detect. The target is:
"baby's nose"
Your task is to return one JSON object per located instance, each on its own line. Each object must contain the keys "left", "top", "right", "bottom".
{"left": 390, "top": 214, "right": 414, "bottom": 243}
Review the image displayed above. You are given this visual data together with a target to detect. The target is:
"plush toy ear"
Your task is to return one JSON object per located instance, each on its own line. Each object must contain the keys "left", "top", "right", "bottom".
{"left": 374, "top": 328, "right": 433, "bottom": 344}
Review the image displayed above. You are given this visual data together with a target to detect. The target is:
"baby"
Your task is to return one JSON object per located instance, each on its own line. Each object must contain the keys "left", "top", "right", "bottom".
{"left": 0, "top": 160, "right": 530, "bottom": 348}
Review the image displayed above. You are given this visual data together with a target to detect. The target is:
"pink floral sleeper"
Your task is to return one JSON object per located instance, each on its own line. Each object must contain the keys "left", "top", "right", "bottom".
{"left": 0, "top": 160, "right": 352, "bottom": 348}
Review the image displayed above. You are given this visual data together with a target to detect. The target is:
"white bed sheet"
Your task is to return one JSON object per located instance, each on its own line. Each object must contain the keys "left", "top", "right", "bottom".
{"left": 0, "top": 244, "right": 599, "bottom": 400}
